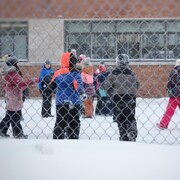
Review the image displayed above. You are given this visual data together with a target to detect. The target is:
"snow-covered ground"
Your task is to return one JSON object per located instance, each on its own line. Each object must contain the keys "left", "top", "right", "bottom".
{"left": 0, "top": 139, "right": 180, "bottom": 180}
{"left": 0, "top": 97, "right": 180, "bottom": 144}
{"left": 0, "top": 98, "right": 180, "bottom": 180}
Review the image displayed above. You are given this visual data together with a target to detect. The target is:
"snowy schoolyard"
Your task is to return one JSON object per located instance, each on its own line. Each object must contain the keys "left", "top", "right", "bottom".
{"left": 0, "top": 97, "right": 180, "bottom": 180}
{"left": 0, "top": 97, "right": 180, "bottom": 144}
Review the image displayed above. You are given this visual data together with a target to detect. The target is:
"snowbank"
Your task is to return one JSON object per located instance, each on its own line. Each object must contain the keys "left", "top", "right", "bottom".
{"left": 0, "top": 139, "right": 180, "bottom": 180}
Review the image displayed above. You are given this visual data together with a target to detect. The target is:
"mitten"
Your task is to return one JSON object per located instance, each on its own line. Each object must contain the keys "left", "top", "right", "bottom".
{"left": 80, "top": 93, "right": 88, "bottom": 101}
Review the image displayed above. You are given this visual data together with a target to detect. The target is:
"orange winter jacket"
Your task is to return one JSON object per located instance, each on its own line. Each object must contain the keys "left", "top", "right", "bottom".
{"left": 51, "top": 52, "right": 78, "bottom": 89}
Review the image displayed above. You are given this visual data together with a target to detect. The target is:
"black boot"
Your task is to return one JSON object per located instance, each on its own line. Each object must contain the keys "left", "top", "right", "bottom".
{"left": 67, "top": 128, "right": 80, "bottom": 139}
{"left": 119, "top": 135, "right": 129, "bottom": 141}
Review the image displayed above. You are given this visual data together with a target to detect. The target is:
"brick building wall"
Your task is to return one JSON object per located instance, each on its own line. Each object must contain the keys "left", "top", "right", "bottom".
{"left": 0, "top": 64, "right": 172, "bottom": 98}
{"left": 0, "top": 0, "right": 179, "bottom": 18}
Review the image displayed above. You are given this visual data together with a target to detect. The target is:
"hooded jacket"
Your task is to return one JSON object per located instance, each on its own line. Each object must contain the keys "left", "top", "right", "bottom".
{"left": 38, "top": 65, "right": 54, "bottom": 90}
{"left": 95, "top": 65, "right": 109, "bottom": 91}
{"left": 103, "top": 64, "right": 139, "bottom": 96}
{"left": 55, "top": 72, "right": 84, "bottom": 105}
{"left": 166, "top": 65, "right": 180, "bottom": 97}
{"left": 1, "top": 64, "right": 38, "bottom": 111}
{"left": 51, "top": 52, "right": 79, "bottom": 83}
{"left": 52, "top": 51, "right": 85, "bottom": 105}
{"left": 81, "top": 59, "right": 95, "bottom": 96}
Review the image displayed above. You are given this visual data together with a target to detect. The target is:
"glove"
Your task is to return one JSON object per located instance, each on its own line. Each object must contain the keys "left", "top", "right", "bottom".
{"left": 43, "top": 84, "right": 47, "bottom": 88}
{"left": 79, "top": 54, "right": 86, "bottom": 61}
{"left": 80, "top": 93, "right": 88, "bottom": 101}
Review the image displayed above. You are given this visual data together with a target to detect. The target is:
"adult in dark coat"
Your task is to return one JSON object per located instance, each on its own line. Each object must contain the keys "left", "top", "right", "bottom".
{"left": 104, "top": 54, "right": 140, "bottom": 141}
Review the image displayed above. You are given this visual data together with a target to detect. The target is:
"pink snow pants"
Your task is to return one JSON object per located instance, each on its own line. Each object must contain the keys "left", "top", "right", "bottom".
{"left": 160, "top": 97, "right": 180, "bottom": 127}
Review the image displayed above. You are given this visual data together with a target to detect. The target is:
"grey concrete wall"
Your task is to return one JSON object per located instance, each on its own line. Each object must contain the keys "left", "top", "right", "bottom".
{"left": 28, "top": 18, "right": 64, "bottom": 63}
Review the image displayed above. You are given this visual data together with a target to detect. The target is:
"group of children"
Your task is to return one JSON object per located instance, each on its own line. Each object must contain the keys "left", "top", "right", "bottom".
{"left": 38, "top": 51, "right": 113, "bottom": 121}
{"left": 0, "top": 50, "right": 179, "bottom": 141}
{"left": 38, "top": 52, "right": 140, "bottom": 141}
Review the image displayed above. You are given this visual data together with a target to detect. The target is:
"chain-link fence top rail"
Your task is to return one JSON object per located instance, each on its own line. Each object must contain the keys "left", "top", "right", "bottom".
{"left": 0, "top": 0, "right": 180, "bottom": 144}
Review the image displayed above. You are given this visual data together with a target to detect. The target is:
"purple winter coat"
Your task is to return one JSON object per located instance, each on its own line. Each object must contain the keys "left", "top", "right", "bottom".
{"left": 167, "top": 66, "right": 180, "bottom": 97}
{"left": 1, "top": 64, "right": 38, "bottom": 111}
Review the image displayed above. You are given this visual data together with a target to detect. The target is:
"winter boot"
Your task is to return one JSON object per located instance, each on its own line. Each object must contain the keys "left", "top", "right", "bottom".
{"left": 0, "top": 131, "right": 10, "bottom": 138}
{"left": 14, "top": 134, "right": 28, "bottom": 139}
{"left": 156, "top": 123, "right": 168, "bottom": 130}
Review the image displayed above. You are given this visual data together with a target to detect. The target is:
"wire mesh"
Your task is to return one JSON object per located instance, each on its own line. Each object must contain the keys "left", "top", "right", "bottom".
{"left": 0, "top": 0, "right": 180, "bottom": 144}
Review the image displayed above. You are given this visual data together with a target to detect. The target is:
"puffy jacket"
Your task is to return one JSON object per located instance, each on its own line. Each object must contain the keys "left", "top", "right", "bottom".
{"left": 38, "top": 65, "right": 54, "bottom": 90}
{"left": 167, "top": 66, "right": 180, "bottom": 97}
{"left": 51, "top": 52, "right": 79, "bottom": 83}
{"left": 96, "top": 71, "right": 110, "bottom": 89}
{"left": 81, "top": 65, "right": 95, "bottom": 96}
{"left": 1, "top": 64, "right": 38, "bottom": 111}
{"left": 55, "top": 71, "right": 85, "bottom": 105}
{"left": 103, "top": 65, "right": 139, "bottom": 96}
{"left": 60, "top": 52, "right": 79, "bottom": 72}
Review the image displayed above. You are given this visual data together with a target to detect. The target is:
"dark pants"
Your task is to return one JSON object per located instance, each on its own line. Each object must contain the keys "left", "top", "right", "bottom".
{"left": 53, "top": 104, "right": 81, "bottom": 139}
{"left": 95, "top": 90, "right": 111, "bottom": 115}
{"left": 113, "top": 94, "right": 138, "bottom": 141}
{"left": 41, "top": 89, "right": 52, "bottom": 117}
{"left": 22, "top": 88, "right": 29, "bottom": 102}
{"left": 0, "top": 110, "right": 24, "bottom": 137}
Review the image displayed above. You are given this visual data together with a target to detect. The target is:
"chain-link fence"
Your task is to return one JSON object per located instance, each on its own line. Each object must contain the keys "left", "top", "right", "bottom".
{"left": 0, "top": 0, "right": 180, "bottom": 144}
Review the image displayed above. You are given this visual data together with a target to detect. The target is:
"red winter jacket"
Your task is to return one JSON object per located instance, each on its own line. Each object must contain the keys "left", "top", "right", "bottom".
{"left": 1, "top": 65, "right": 38, "bottom": 111}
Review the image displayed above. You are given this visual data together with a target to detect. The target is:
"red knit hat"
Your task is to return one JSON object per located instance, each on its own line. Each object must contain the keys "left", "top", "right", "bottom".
{"left": 98, "top": 64, "right": 106, "bottom": 72}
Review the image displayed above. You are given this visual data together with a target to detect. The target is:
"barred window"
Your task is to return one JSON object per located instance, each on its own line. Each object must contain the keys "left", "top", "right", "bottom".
{"left": 64, "top": 19, "right": 180, "bottom": 62}
{"left": 0, "top": 21, "right": 28, "bottom": 60}
{"left": 92, "top": 33, "right": 115, "bottom": 59}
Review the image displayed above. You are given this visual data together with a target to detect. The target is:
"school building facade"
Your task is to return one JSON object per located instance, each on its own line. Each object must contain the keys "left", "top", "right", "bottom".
{"left": 0, "top": 0, "right": 180, "bottom": 97}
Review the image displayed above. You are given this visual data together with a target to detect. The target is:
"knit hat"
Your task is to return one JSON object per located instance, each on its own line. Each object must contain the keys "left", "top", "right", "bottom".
{"left": 98, "top": 64, "right": 106, "bottom": 72}
{"left": 6, "top": 56, "right": 19, "bottom": 66}
{"left": 175, "top": 59, "right": 180, "bottom": 67}
{"left": 79, "top": 54, "right": 86, "bottom": 61}
{"left": 2, "top": 54, "right": 12, "bottom": 61}
{"left": 82, "top": 57, "right": 91, "bottom": 65}
{"left": 71, "top": 49, "right": 77, "bottom": 58}
{"left": 116, "top": 54, "right": 129, "bottom": 66}
{"left": 45, "top": 60, "right": 51, "bottom": 65}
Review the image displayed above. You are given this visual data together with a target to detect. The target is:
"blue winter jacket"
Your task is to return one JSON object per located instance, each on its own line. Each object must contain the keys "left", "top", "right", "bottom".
{"left": 55, "top": 72, "right": 85, "bottom": 105}
{"left": 38, "top": 65, "right": 54, "bottom": 90}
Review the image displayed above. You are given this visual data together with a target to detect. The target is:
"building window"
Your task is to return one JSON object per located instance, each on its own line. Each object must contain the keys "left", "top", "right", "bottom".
{"left": 92, "top": 33, "right": 115, "bottom": 59}
{"left": 65, "top": 19, "right": 180, "bottom": 62}
{"left": 0, "top": 21, "right": 28, "bottom": 60}
{"left": 65, "top": 33, "right": 91, "bottom": 57}
{"left": 142, "top": 33, "right": 166, "bottom": 59}
{"left": 167, "top": 33, "right": 180, "bottom": 58}
{"left": 117, "top": 33, "right": 140, "bottom": 59}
